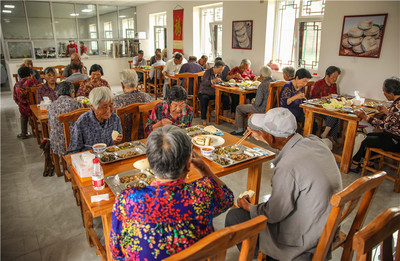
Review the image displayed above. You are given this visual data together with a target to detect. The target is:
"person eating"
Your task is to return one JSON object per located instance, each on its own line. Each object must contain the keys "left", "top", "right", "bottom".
{"left": 77, "top": 64, "right": 110, "bottom": 97}
{"left": 36, "top": 67, "right": 58, "bottom": 103}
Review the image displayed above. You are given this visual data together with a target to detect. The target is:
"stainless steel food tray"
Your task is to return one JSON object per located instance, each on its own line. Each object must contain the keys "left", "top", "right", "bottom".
{"left": 97, "top": 141, "right": 146, "bottom": 164}
{"left": 105, "top": 169, "right": 154, "bottom": 196}
{"left": 204, "top": 144, "right": 267, "bottom": 168}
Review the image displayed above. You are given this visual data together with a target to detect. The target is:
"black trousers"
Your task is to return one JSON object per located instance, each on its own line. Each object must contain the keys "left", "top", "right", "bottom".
{"left": 20, "top": 114, "right": 28, "bottom": 134}
{"left": 353, "top": 132, "right": 400, "bottom": 162}
{"left": 198, "top": 93, "right": 230, "bottom": 120}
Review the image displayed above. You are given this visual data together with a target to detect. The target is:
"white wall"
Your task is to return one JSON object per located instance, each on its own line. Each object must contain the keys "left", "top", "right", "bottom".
{"left": 318, "top": 1, "right": 400, "bottom": 100}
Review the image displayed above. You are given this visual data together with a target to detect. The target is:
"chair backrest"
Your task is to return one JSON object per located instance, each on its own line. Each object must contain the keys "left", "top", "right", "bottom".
{"left": 58, "top": 108, "right": 90, "bottom": 150}
{"left": 169, "top": 72, "right": 199, "bottom": 96}
{"left": 115, "top": 103, "right": 142, "bottom": 141}
{"left": 163, "top": 215, "right": 267, "bottom": 261}
{"left": 305, "top": 81, "right": 315, "bottom": 99}
{"left": 146, "top": 59, "right": 150, "bottom": 65}
{"left": 72, "top": 80, "right": 84, "bottom": 93}
{"left": 352, "top": 206, "right": 400, "bottom": 261}
{"left": 150, "top": 65, "right": 165, "bottom": 85}
{"left": 32, "top": 66, "right": 44, "bottom": 74}
{"left": 139, "top": 100, "right": 163, "bottom": 138}
{"left": 27, "top": 86, "right": 40, "bottom": 105}
{"left": 266, "top": 80, "right": 287, "bottom": 111}
{"left": 128, "top": 60, "right": 133, "bottom": 69}
{"left": 52, "top": 65, "right": 65, "bottom": 76}
{"left": 312, "top": 171, "right": 387, "bottom": 261}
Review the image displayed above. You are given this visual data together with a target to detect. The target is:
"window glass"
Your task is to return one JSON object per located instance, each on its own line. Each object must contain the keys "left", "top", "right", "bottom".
{"left": 119, "top": 7, "right": 136, "bottom": 38}
{"left": 200, "top": 6, "right": 223, "bottom": 59}
{"left": 25, "top": 2, "right": 53, "bottom": 39}
{"left": 33, "top": 41, "right": 57, "bottom": 59}
{"left": 8, "top": 42, "right": 32, "bottom": 58}
{"left": 99, "top": 5, "right": 118, "bottom": 39}
{"left": 1, "top": 1, "right": 29, "bottom": 39}
{"left": 86, "top": 41, "right": 99, "bottom": 55}
{"left": 52, "top": 3, "right": 77, "bottom": 39}
{"left": 76, "top": 4, "right": 97, "bottom": 39}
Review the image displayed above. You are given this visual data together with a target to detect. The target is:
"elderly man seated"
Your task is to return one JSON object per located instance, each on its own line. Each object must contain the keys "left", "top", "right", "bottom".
{"left": 225, "top": 107, "right": 342, "bottom": 260}
{"left": 67, "top": 87, "right": 123, "bottom": 154}
{"left": 65, "top": 61, "right": 89, "bottom": 84}
{"left": 162, "top": 52, "right": 184, "bottom": 99}
{"left": 62, "top": 53, "right": 87, "bottom": 79}
{"left": 132, "top": 50, "right": 147, "bottom": 83}
{"left": 110, "top": 125, "right": 233, "bottom": 260}
{"left": 148, "top": 53, "right": 166, "bottom": 82}
{"left": 198, "top": 55, "right": 210, "bottom": 70}
{"left": 149, "top": 48, "right": 161, "bottom": 65}
{"left": 178, "top": 55, "right": 204, "bottom": 95}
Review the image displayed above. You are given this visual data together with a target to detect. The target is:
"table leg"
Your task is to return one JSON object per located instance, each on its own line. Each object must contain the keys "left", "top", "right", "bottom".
{"left": 303, "top": 110, "right": 314, "bottom": 135}
{"left": 143, "top": 72, "right": 148, "bottom": 93}
{"left": 340, "top": 120, "right": 358, "bottom": 173}
{"left": 102, "top": 212, "right": 114, "bottom": 261}
{"left": 239, "top": 93, "right": 246, "bottom": 105}
{"left": 41, "top": 121, "right": 49, "bottom": 139}
{"left": 247, "top": 164, "right": 262, "bottom": 205}
{"left": 215, "top": 89, "right": 221, "bottom": 124}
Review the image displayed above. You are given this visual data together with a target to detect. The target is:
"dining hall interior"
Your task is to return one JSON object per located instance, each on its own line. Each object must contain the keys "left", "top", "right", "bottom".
{"left": 1, "top": 0, "right": 400, "bottom": 260}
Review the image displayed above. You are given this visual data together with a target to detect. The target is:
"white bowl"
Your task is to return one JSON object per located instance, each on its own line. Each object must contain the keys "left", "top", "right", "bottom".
{"left": 201, "top": 146, "right": 215, "bottom": 157}
{"left": 93, "top": 143, "right": 107, "bottom": 154}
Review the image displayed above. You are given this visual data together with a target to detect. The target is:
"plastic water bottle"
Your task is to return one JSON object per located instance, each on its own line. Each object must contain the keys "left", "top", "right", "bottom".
{"left": 92, "top": 158, "right": 105, "bottom": 190}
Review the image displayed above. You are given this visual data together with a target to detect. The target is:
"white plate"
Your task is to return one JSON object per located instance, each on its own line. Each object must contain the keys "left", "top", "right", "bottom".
{"left": 192, "top": 135, "right": 225, "bottom": 149}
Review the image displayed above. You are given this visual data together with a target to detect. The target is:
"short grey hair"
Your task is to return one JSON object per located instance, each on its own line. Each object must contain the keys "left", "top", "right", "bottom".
{"left": 259, "top": 66, "right": 272, "bottom": 78}
{"left": 120, "top": 69, "right": 138, "bottom": 88}
{"left": 89, "top": 87, "right": 114, "bottom": 109}
{"left": 282, "top": 66, "right": 295, "bottom": 78}
{"left": 146, "top": 125, "right": 192, "bottom": 179}
{"left": 240, "top": 59, "right": 251, "bottom": 66}
{"left": 56, "top": 81, "right": 75, "bottom": 97}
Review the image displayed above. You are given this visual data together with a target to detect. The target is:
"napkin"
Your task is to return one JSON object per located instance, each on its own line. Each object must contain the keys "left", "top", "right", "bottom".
{"left": 91, "top": 193, "right": 109, "bottom": 203}
{"left": 239, "top": 190, "right": 255, "bottom": 199}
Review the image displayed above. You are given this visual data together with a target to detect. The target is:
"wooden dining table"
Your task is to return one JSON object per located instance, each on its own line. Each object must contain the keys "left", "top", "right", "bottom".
{"left": 300, "top": 103, "right": 378, "bottom": 173}
{"left": 30, "top": 104, "right": 49, "bottom": 139}
{"left": 63, "top": 131, "right": 275, "bottom": 261}
{"left": 213, "top": 84, "right": 257, "bottom": 124}
{"left": 132, "top": 67, "right": 150, "bottom": 93}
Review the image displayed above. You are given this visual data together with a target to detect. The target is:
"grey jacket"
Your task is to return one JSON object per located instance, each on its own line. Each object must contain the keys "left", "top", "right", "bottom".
{"left": 198, "top": 68, "right": 220, "bottom": 96}
{"left": 250, "top": 134, "right": 342, "bottom": 260}
{"left": 252, "top": 77, "right": 274, "bottom": 112}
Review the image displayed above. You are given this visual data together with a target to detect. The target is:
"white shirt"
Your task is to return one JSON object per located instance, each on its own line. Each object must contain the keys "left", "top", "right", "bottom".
{"left": 132, "top": 56, "right": 147, "bottom": 66}
{"left": 149, "top": 60, "right": 166, "bottom": 79}
{"left": 162, "top": 59, "right": 183, "bottom": 75}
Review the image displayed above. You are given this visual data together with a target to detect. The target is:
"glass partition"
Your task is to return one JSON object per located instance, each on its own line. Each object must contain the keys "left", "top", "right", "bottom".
{"left": 77, "top": 4, "right": 97, "bottom": 39}
{"left": 25, "top": 2, "right": 53, "bottom": 39}
{"left": 7, "top": 42, "right": 32, "bottom": 58}
{"left": 119, "top": 7, "right": 136, "bottom": 39}
{"left": 1, "top": 1, "right": 29, "bottom": 39}
{"left": 52, "top": 3, "right": 78, "bottom": 39}
{"left": 33, "top": 41, "right": 57, "bottom": 59}
{"left": 99, "top": 5, "right": 118, "bottom": 40}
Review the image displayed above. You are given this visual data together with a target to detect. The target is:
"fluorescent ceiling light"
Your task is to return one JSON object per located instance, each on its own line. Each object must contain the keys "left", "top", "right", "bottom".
{"left": 81, "top": 9, "right": 92, "bottom": 13}
{"left": 70, "top": 13, "right": 79, "bottom": 16}
{"left": 119, "top": 15, "right": 126, "bottom": 18}
{"left": 2, "top": 10, "right": 12, "bottom": 13}
{"left": 4, "top": 5, "right": 15, "bottom": 8}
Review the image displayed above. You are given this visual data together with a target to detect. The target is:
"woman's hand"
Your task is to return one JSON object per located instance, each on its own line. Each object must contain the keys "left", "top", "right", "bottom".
{"left": 154, "top": 118, "right": 173, "bottom": 129}
{"left": 354, "top": 109, "right": 368, "bottom": 120}
{"left": 288, "top": 93, "right": 305, "bottom": 105}
{"left": 190, "top": 150, "right": 208, "bottom": 173}
{"left": 237, "top": 195, "right": 252, "bottom": 212}
{"left": 113, "top": 134, "right": 123, "bottom": 145}
{"left": 212, "top": 77, "right": 222, "bottom": 84}
{"left": 377, "top": 105, "right": 389, "bottom": 115}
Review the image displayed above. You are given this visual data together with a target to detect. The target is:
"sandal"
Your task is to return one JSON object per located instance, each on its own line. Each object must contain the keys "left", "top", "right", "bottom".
{"left": 350, "top": 161, "right": 361, "bottom": 173}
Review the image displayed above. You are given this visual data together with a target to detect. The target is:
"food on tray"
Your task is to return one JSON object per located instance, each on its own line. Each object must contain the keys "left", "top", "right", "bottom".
{"left": 112, "top": 130, "right": 120, "bottom": 140}
{"left": 228, "top": 79, "right": 236, "bottom": 84}
{"left": 100, "top": 154, "right": 118, "bottom": 162}
{"left": 119, "top": 173, "right": 147, "bottom": 184}
{"left": 194, "top": 135, "right": 211, "bottom": 146}
{"left": 118, "top": 150, "right": 139, "bottom": 159}
{"left": 186, "top": 126, "right": 201, "bottom": 132}
{"left": 126, "top": 182, "right": 146, "bottom": 189}
{"left": 76, "top": 96, "right": 89, "bottom": 104}
{"left": 204, "top": 125, "right": 217, "bottom": 134}
{"left": 224, "top": 146, "right": 239, "bottom": 153}
{"left": 105, "top": 146, "right": 120, "bottom": 152}
{"left": 214, "top": 148, "right": 227, "bottom": 155}
{"left": 230, "top": 153, "right": 251, "bottom": 161}
{"left": 189, "top": 131, "right": 207, "bottom": 137}
{"left": 364, "top": 101, "right": 378, "bottom": 107}
{"left": 119, "top": 142, "right": 135, "bottom": 149}
{"left": 215, "top": 157, "right": 230, "bottom": 166}
{"left": 251, "top": 81, "right": 261, "bottom": 87}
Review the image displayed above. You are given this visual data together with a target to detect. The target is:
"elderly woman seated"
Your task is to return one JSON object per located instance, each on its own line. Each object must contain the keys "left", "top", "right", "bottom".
{"left": 19, "top": 59, "right": 42, "bottom": 83}
{"left": 114, "top": 69, "right": 153, "bottom": 140}
{"left": 66, "top": 87, "right": 122, "bottom": 154}
{"left": 37, "top": 67, "right": 58, "bottom": 104}
{"left": 110, "top": 125, "right": 234, "bottom": 260}
{"left": 350, "top": 76, "right": 400, "bottom": 172}
{"left": 227, "top": 59, "right": 259, "bottom": 118}
{"left": 48, "top": 81, "right": 83, "bottom": 156}
{"left": 145, "top": 85, "right": 193, "bottom": 135}
{"left": 77, "top": 64, "right": 110, "bottom": 97}
{"left": 231, "top": 66, "right": 275, "bottom": 135}
{"left": 282, "top": 66, "right": 295, "bottom": 81}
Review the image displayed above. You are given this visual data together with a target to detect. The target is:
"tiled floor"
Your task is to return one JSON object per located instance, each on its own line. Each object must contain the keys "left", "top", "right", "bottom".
{"left": 1, "top": 90, "right": 399, "bottom": 261}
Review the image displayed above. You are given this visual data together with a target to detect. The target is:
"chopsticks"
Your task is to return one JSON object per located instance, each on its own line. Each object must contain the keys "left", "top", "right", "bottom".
{"left": 233, "top": 131, "right": 251, "bottom": 149}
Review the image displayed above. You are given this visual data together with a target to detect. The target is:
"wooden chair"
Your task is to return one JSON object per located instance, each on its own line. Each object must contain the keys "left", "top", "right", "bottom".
{"left": 72, "top": 80, "right": 84, "bottom": 94}
{"left": 361, "top": 148, "right": 400, "bottom": 193}
{"left": 27, "top": 86, "right": 42, "bottom": 144}
{"left": 311, "top": 171, "right": 387, "bottom": 261}
{"left": 138, "top": 100, "right": 163, "bottom": 138}
{"left": 265, "top": 81, "right": 286, "bottom": 111}
{"left": 164, "top": 215, "right": 267, "bottom": 261}
{"left": 352, "top": 206, "right": 400, "bottom": 261}
{"left": 128, "top": 60, "right": 133, "bottom": 69}
{"left": 53, "top": 65, "right": 65, "bottom": 79}
{"left": 146, "top": 59, "right": 150, "bottom": 65}
{"left": 168, "top": 72, "right": 201, "bottom": 114}
{"left": 304, "top": 81, "right": 315, "bottom": 99}
{"left": 115, "top": 103, "right": 141, "bottom": 141}
{"left": 32, "top": 66, "right": 44, "bottom": 75}
{"left": 147, "top": 65, "right": 165, "bottom": 100}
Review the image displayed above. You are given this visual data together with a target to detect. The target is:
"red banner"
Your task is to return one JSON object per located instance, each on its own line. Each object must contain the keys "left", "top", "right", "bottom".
{"left": 173, "top": 9, "right": 184, "bottom": 54}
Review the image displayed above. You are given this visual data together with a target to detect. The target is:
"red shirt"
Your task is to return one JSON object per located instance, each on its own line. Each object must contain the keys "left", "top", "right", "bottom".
{"left": 310, "top": 78, "right": 337, "bottom": 99}
{"left": 228, "top": 66, "right": 256, "bottom": 81}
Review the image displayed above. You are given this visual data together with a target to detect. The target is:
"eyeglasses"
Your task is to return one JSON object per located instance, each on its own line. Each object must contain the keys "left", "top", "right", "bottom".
{"left": 170, "top": 101, "right": 185, "bottom": 109}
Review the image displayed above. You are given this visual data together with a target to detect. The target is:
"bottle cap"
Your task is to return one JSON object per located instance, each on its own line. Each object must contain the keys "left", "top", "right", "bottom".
{"left": 93, "top": 158, "right": 99, "bottom": 163}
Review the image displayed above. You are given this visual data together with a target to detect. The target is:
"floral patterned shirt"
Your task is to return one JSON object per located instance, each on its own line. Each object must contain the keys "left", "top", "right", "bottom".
{"left": 66, "top": 109, "right": 122, "bottom": 154}
{"left": 228, "top": 66, "right": 257, "bottom": 81}
{"left": 37, "top": 83, "right": 58, "bottom": 104}
{"left": 114, "top": 90, "right": 153, "bottom": 141}
{"left": 110, "top": 177, "right": 234, "bottom": 261}
{"left": 145, "top": 102, "right": 193, "bottom": 135}
{"left": 13, "top": 78, "right": 40, "bottom": 116}
{"left": 368, "top": 97, "right": 400, "bottom": 137}
{"left": 310, "top": 78, "right": 337, "bottom": 99}
{"left": 76, "top": 78, "right": 110, "bottom": 97}
{"left": 47, "top": 96, "right": 84, "bottom": 155}
{"left": 279, "top": 81, "right": 305, "bottom": 120}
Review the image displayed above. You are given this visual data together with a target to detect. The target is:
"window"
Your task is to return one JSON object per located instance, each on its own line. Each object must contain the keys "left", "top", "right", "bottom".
{"left": 151, "top": 12, "right": 167, "bottom": 50}
{"left": 119, "top": 7, "right": 136, "bottom": 39}
{"left": 200, "top": 5, "right": 223, "bottom": 60}
{"left": 89, "top": 24, "right": 98, "bottom": 51}
{"left": 272, "top": 0, "right": 324, "bottom": 70}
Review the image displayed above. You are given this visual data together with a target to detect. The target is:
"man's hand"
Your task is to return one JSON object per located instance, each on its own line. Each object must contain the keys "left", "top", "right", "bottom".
{"left": 237, "top": 195, "right": 252, "bottom": 212}
{"left": 113, "top": 134, "right": 123, "bottom": 145}
{"left": 354, "top": 109, "right": 368, "bottom": 120}
{"left": 246, "top": 128, "right": 264, "bottom": 142}
{"left": 377, "top": 105, "right": 389, "bottom": 115}
{"left": 212, "top": 77, "right": 222, "bottom": 84}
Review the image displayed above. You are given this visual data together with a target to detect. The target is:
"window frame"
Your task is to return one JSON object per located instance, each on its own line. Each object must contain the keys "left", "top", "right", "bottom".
{"left": 199, "top": 4, "right": 223, "bottom": 60}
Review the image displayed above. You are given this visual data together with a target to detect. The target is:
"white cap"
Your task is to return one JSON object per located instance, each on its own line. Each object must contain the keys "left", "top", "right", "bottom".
{"left": 248, "top": 108, "right": 297, "bottom": 137}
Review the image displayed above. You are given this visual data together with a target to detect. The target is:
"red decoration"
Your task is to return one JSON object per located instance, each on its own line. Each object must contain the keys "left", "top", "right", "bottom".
{"left": 173, "top": 9, "right": 184, "bottom": 54}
